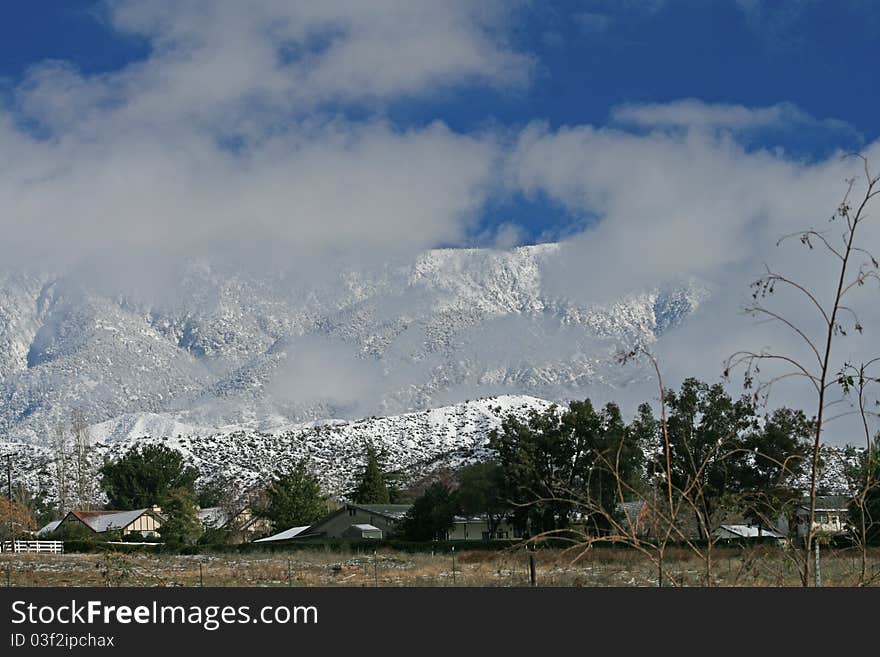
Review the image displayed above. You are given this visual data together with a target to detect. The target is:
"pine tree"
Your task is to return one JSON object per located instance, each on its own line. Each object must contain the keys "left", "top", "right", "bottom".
{"left": 257, "top": 461, "right": 328, "bottom": 532}
{"left": 158, "top": 488, "right": 203, "bottom": 547}
{"left": 399, "top": 483, "right": 458, "bottom": 541}
{"left": 350, "top": 446, "right": 390, "bottom": 504}
{"left": 99, "top": 444, "right": 199, "bottom": 509}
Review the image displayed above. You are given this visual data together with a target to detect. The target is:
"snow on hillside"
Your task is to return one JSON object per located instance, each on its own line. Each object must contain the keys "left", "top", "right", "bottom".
{"left": 0, "top": 394, "right": 858, "bottom": 509}
{"left": 0, "top": 244, "right": 708, "bottom": 443}
{"left": 0, "top": 395, "right": 556, "bottom": 502}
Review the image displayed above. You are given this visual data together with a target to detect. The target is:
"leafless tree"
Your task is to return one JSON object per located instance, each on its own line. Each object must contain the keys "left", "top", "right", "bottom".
{"left": 70, "top": 409, "right": 97, "bottom": 510}
{"left": 51, "top": 420, "right": 70, "bottom": 515}
{"left": 836, "top": 358, "right": 880, "bottom": 585}
{"left": 724, "top": 155, "right": 880, "bottom": 586}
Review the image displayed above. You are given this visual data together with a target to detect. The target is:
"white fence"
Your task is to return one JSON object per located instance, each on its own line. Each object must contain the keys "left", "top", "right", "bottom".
{"left": 1, "top": 540, "right": 64, "bottom": 554}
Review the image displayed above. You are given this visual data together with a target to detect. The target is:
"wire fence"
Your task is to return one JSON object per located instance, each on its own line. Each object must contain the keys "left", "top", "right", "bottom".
{"left": 2, "top": 545, "right": 880, "bottom": 587}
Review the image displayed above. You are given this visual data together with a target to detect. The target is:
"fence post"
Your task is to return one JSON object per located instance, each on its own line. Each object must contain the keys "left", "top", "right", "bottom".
{"left": 452, "top": 547, "right": 456, "bottom": 585}
{"left": 814, "top": 541, "right": 821, "bottom": 587}
{"left": 529, "top": 549, "right": 537, "bottom": 587}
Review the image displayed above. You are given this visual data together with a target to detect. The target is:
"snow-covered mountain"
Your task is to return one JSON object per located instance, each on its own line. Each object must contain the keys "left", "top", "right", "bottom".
{"left": 0, "top": 395, "right": 856, "bottom": 503}
{"left": 0, "top": 244, "right": 708, "bottom": 443}
{"left": 0, "top": 395, "right": 555, "bottom": 501}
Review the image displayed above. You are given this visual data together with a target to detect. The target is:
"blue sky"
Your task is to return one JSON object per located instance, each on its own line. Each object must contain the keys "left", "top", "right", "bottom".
{"left": 3, "top": 1, "right": 875, "bottom": 139}
{"left": 1, "top": 1, "right": 874, "bottom": 247}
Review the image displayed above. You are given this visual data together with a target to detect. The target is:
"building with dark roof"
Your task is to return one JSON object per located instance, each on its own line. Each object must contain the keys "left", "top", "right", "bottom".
{"left": 58, "top": 508, "right": 165, "bottom": 538}
{"left": 795, "top": 495, "right": 850, "bottom": 538}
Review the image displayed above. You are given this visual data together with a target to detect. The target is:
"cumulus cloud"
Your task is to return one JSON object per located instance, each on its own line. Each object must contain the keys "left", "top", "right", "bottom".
{"left": 3, "top": 1, "right": 879, "bottom": 445}
{"left": 505, "top": 103, "right": 880, "bottom": 441}
{"left": 0, "top": 0, "right": 528, "bottom": 277}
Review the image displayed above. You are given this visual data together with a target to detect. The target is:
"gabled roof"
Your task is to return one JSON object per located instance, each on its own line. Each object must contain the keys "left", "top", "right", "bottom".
{"left": 798, "top": 495, "right": 850, "bottom": 512}
{"left": 716, "top": 524, "right": 785, "bottom": 539}
{"left": 64, "top": 509, "right": 162, "bottom": 533}
{"left": 253, "top": 526, "right": 312, "bottom": 542}
{"left": 349, "top": 504, "right": 411, "bottom": 520}
{"left": 197, "top": 507, "right": 230, "bottom": 529}
{"left": 617, "top": 501, "right": 648, "bottom": 525}
{"left": 36, "top": 520, "right": 62, "bottom": 536}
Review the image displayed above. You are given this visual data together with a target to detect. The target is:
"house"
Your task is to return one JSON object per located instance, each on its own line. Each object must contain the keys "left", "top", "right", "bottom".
{"left": 342, "top": 524, "right": 384, "bottom": 540}
{"left": 714, "top": 524, "right": 786, "bottom": 544}
{"left": 197, "top": 506, "right": 273, "bottom": 542}
{"left": 301, "top": 503, "right": 411, "bottom": 540}
{"left": 617, "top": 501, "right": 653, "bottom": 537}
{"left": 447, "top": 515, "right": 517, "bottom": 540}
{"left": 253, "top": 526, "right": 313, "bottom": 543}
{"left": 795, "top": 495, "right": 850, "bottom": 539}
{"left": 58, "top": 508, "right": 165, "bottom": 538}
{"left": 197, "top": 506, "right": 229, "bottom": 531}
{"left": 34, "top": 520, "right": 62, "bottom": 537}
{"left": 253, "top": 503, "right": 521, "bottom": 543}
{"left": 613, "top": 500, "right": 704, "bottom": 540}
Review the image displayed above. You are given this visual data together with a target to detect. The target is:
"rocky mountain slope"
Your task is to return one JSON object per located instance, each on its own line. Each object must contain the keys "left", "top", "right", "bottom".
{"left": 0, "top": 395, "right": 555, "bottom": 502}
{"left": 0, "top": 244, "right": 708, "bottom": 443}
{"left": 0, "top": 394, "right": 856, "bottom": 505}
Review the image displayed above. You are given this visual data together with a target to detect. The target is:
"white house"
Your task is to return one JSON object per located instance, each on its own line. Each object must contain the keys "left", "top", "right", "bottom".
{"left": 796, "top": 496, "right": 850, "bottom": 538}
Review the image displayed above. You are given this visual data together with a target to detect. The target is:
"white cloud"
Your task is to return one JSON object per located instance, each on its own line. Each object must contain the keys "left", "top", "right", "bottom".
{"left": 506, "top": 103, "right": 880, "bottom": 441}
{"left": 0, "top": 1, "right": 528, "bottom": 276}
{"left": 611, "top": 98, "right": 854, "bottom": 136}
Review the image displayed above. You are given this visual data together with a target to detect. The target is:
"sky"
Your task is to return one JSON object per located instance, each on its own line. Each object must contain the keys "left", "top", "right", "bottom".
{"left": 1, "top": 1, "right": 880, "bottom": 441}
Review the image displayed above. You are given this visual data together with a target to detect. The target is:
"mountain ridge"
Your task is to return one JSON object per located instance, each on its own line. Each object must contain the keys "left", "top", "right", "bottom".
{"left": 0, "top": 243, "right": 708, "bottom": 443}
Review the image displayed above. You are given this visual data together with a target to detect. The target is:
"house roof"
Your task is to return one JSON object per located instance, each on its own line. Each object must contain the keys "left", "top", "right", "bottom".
{"left": 65, "top": 509, "right": 160, "bottom": 533}
{"left": 197, "top": 507, "right": 230, "bottom": 529}
{"left": 617, "top": 501, "right": 647, "bottom": 523}
{"left": 349, "top": 504, "right": 412, "bottom": 520}
{"left": 253, "top": 526, "right": 312, "bottom": 542}
{"left": 349, "top": 524, "right": 381, "bottom": 532}
{"left": 36, "top": 520, "right": 62, "bottom": 536}
{"left": 799, "top": 495, "right": 850, "bottom": 512}
{"left": 716, "top": 524, "right": 785, "bottom": 539}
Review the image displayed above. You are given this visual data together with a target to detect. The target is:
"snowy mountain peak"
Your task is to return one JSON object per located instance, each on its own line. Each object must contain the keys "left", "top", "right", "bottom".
{"left": 0, "top": 244, "right": 708, "bottom": 443}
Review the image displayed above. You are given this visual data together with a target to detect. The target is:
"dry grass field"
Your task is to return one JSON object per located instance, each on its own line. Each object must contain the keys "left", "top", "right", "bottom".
{"left": 3, "top": 545, "right": 880, "bottom": 587}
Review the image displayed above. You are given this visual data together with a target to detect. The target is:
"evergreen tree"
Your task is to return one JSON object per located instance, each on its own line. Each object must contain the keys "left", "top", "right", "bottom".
{"left": 489, "top": 399, "right": 644, "bottom": 536}
{"left": 99, "top": 444, "right": 199, "bottom": 509}
{"left": 456, "top": 461, "right": 506, "bottom": 537}
{"left": 157, "top": 487, "right": 203, "bottom": 547}
{"left": 736, "top": 407, "right": 813, "bottom": 528}
{"left": 257, "top": 461, "right": 328, "bottom": 532}
{"left": 663, "top": 378, "right": 757, "bottom": 539}
{"left": 847, "top": 435, "right": 880, "bottom": 545}
{"left": 350, "top": 446, "right": 390, "bottom": 504}
{"left": 399, "top": 482, "right": 458, "bottom": 541}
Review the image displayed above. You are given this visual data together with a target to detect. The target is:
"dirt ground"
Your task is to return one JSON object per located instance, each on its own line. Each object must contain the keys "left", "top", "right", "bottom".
{"left": 3, "top": 545, "right": 880, "bottom": 587}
